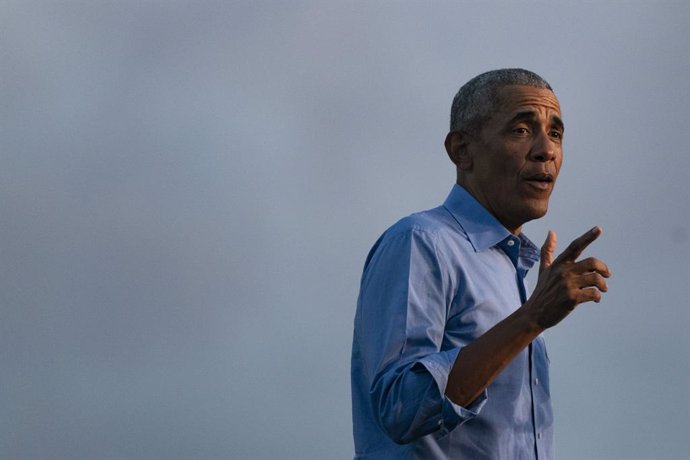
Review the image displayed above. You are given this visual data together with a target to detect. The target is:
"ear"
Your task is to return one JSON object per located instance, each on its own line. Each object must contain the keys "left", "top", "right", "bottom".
{"left": 444, "top": 131, "right": 473, "bottom": 170}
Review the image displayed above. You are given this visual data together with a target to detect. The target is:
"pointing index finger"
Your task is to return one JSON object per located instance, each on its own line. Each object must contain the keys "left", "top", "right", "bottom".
{"left": 555, "top": 226, "right": 602, "bottom": 263}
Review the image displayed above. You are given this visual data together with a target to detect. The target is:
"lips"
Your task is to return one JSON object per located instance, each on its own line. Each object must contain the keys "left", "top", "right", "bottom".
{"left": 524, "top": 172, "right": 554, "bottom": 182}
{"left": 523, "top": 172, "right": 554, "bottom": 191}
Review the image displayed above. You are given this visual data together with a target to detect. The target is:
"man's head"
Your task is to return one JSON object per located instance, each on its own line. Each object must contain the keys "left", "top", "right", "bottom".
{"left": 449, "top": 68, "right": 553, "bottom": 135}
{"left": 445, "top": 69, "right": 563, "bottom": 234}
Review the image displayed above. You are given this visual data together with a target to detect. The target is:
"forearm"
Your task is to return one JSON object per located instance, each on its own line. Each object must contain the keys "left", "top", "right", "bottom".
{"left": 445, "top": 227, "right": 611, "bottom": 407}
{"left": 371, "top": 353, "right": 464, "bottom": 444}
{"left": 445, "top": 305, "right": 543, "bottom": 406}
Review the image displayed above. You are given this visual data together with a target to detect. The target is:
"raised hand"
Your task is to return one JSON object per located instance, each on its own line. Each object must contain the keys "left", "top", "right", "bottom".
{"left": 525, "top": 226, "right": 612, "bottom": 330}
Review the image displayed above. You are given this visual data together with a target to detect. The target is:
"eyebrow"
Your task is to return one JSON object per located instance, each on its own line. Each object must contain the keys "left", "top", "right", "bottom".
{"left": 508, "top": 110, "right": 565, "bottom": 132}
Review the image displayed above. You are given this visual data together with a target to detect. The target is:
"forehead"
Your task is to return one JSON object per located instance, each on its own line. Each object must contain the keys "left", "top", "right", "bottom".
{"left": 494, "top": 85, "right": 561, "bottom": 117}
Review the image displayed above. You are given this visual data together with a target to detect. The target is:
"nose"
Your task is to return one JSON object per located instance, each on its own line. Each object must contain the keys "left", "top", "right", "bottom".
{"left": 529, "top": 130, "right": 558, "bottom": 162}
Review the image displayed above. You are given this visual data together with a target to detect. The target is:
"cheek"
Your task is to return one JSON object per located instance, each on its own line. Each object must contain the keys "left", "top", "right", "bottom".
{"left": 492, "top": 161, "right": 516, "bottom": 180}
{"left": 554, "top": 155, "right": 563, "bottom": 175}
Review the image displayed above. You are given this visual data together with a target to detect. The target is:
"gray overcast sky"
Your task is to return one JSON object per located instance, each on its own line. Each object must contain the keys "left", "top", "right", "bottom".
{"left": 1, "top": 1, "right": 689, "bottom": 459}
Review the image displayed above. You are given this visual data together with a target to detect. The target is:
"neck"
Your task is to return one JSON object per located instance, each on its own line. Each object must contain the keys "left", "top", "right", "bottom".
{"left": 455, "top": 178, "right": 522, "bottom": 236}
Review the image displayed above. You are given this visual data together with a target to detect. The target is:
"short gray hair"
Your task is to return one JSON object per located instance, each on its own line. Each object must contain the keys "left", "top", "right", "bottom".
{"left": 450, "top": 68, "right": 553, "bottom": 134}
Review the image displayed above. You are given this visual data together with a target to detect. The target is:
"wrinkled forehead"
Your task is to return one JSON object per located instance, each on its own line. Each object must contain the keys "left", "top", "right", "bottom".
{"left": 495, "top": 85, "right": 561, "bottom": 116}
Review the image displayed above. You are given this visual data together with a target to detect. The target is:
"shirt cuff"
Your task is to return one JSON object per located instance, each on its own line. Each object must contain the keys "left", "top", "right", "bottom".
{"left": 418, "top": 348, "right": 488, "bottom": 434}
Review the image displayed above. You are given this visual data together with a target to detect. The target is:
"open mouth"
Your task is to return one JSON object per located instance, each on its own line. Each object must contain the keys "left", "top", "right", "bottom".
{"left": 523, "top": 173, "right": 554, "bottom": 190}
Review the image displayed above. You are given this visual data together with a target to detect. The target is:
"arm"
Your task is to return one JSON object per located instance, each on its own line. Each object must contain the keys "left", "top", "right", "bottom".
{"left": 356, "top": 228, "right": 484, "bottom": 443}
{"left": 445, "top": 227, "right": 612, "bottom": 406}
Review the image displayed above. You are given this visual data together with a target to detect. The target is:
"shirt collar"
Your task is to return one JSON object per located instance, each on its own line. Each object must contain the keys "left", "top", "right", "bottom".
{"left": 442, "top": 184, "right": 539, "bottom": 262}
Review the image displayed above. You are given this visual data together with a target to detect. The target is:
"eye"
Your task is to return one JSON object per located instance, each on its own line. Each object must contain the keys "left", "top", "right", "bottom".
{"left": 549, "top": 129, "right": 563, "bottom": 140}
{"left": 512, "top": 127, "right": 530, "bottom": 135}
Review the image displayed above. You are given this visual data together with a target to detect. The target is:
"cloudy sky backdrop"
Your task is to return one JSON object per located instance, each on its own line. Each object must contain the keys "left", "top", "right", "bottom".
{"left": 1, "top": 1, "right": 688, "bottom": 458}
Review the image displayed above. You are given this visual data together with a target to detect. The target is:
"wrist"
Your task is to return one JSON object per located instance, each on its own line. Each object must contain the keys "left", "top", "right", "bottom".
{"left": 515, "top": 301, "right": 545, "bottom": 335}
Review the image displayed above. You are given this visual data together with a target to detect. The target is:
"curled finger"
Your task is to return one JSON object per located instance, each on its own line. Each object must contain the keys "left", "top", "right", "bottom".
{"left": 575, "top": 257, "right": 611, "bottom": 277}
{"left": 580, "top": 272, "right": 608, "bottom": 292}
{"left": 576, "top": 287, "right": 603, "bottom": 304}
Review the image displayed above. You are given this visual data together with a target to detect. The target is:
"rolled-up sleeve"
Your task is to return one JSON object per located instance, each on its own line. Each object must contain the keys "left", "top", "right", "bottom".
{"left": 355, "top": 226, "right": 486, "bottom": 444}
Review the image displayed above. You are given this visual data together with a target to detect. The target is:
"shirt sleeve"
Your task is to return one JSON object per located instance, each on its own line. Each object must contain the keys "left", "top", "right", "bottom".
{"left": 355, "top": 226, "right": 487, "bottom": 444}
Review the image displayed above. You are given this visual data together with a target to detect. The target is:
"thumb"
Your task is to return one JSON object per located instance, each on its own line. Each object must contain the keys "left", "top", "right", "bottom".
{"left": 540, "top": 230, "right": 557, "bottom": 274}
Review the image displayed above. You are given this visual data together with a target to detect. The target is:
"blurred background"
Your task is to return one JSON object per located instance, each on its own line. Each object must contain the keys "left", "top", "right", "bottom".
{"left": 1, "top": 1, "right": 688, "bottom": 458}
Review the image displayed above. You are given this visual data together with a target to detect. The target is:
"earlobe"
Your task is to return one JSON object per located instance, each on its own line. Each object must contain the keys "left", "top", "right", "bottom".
{"left": 445, "top": 131, "right": 472, "bottom": 170}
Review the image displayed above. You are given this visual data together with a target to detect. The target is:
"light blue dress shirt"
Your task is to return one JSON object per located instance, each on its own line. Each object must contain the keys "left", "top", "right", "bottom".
{"left": 351, "top": 184, "right": 553, "bottom": 459}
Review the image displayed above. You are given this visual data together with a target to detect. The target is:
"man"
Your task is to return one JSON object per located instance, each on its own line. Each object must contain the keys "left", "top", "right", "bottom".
{"left": 351, "top": 69, "right": 611, "bottom": 459}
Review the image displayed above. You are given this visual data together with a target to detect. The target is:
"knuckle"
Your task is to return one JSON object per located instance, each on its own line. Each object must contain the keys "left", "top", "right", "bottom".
{"left": 583, "top": 258, "right": 599, "bottom": 269}
{"left": 554, "top": 264, "right": 568, "bottom": 276}
{"left": 597, "top": 276, "right": 609, "bottom": 292}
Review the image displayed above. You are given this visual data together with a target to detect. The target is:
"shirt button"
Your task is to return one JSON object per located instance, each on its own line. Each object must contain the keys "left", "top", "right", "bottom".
{"left": 507, "top": 239, "right": 515, "bottom": 247}
{"left": 535, "top": 378, "right": 539, "bottom": 385}
{"left": 438, "top": 420, "right": 443, "bottom": 426}
{"left": 537, "top": 432, "right": 542, "bottom": 439}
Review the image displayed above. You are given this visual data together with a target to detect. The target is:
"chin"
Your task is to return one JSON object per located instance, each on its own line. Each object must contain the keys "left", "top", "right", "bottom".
{"left": 519, "top": 204, "right": 549, "bottom": 224}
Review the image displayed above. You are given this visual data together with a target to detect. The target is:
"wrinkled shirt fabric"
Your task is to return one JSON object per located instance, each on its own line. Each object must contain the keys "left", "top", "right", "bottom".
{"left": 351, "top": 184, "right": 553, "bottom": 459}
